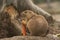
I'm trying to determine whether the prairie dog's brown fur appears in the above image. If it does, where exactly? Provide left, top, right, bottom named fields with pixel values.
left=3, top=5, right=18, bottom=19
left=21, top=10, right=49, bottom=36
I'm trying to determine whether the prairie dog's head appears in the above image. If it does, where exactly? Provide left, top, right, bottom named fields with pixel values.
left=21, top=10, right=37, bottom=19
left=4, top=5, right=14, bottom=13
left=3, top=5, right=18, bottom=19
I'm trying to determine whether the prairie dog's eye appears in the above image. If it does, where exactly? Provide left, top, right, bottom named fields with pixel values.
left=24, top=11, right=27, bottom=13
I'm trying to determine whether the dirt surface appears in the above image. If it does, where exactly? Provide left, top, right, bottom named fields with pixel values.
left=0, top=36, right=60, bottom=40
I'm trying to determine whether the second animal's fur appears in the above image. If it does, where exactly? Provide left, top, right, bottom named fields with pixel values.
left=3, top=5, right=23, bottom=36
left=3, top=4, right=19, bottom=20
left=21, top=10, right=49, bottom=36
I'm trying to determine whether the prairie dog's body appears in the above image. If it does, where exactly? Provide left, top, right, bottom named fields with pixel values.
left=21, top=10, right=49, bottom=36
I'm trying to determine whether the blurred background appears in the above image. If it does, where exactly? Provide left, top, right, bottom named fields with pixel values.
left=33, top=0, right=60, bottom=22
left=0, top=0, right=60, bottom=36
left=0, top=0, right=60, bottom=22
left=33, top=0, right=60, bottom=34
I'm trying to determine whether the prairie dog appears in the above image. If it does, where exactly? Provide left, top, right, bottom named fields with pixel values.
left=21, top=10, right=49, bottom=36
